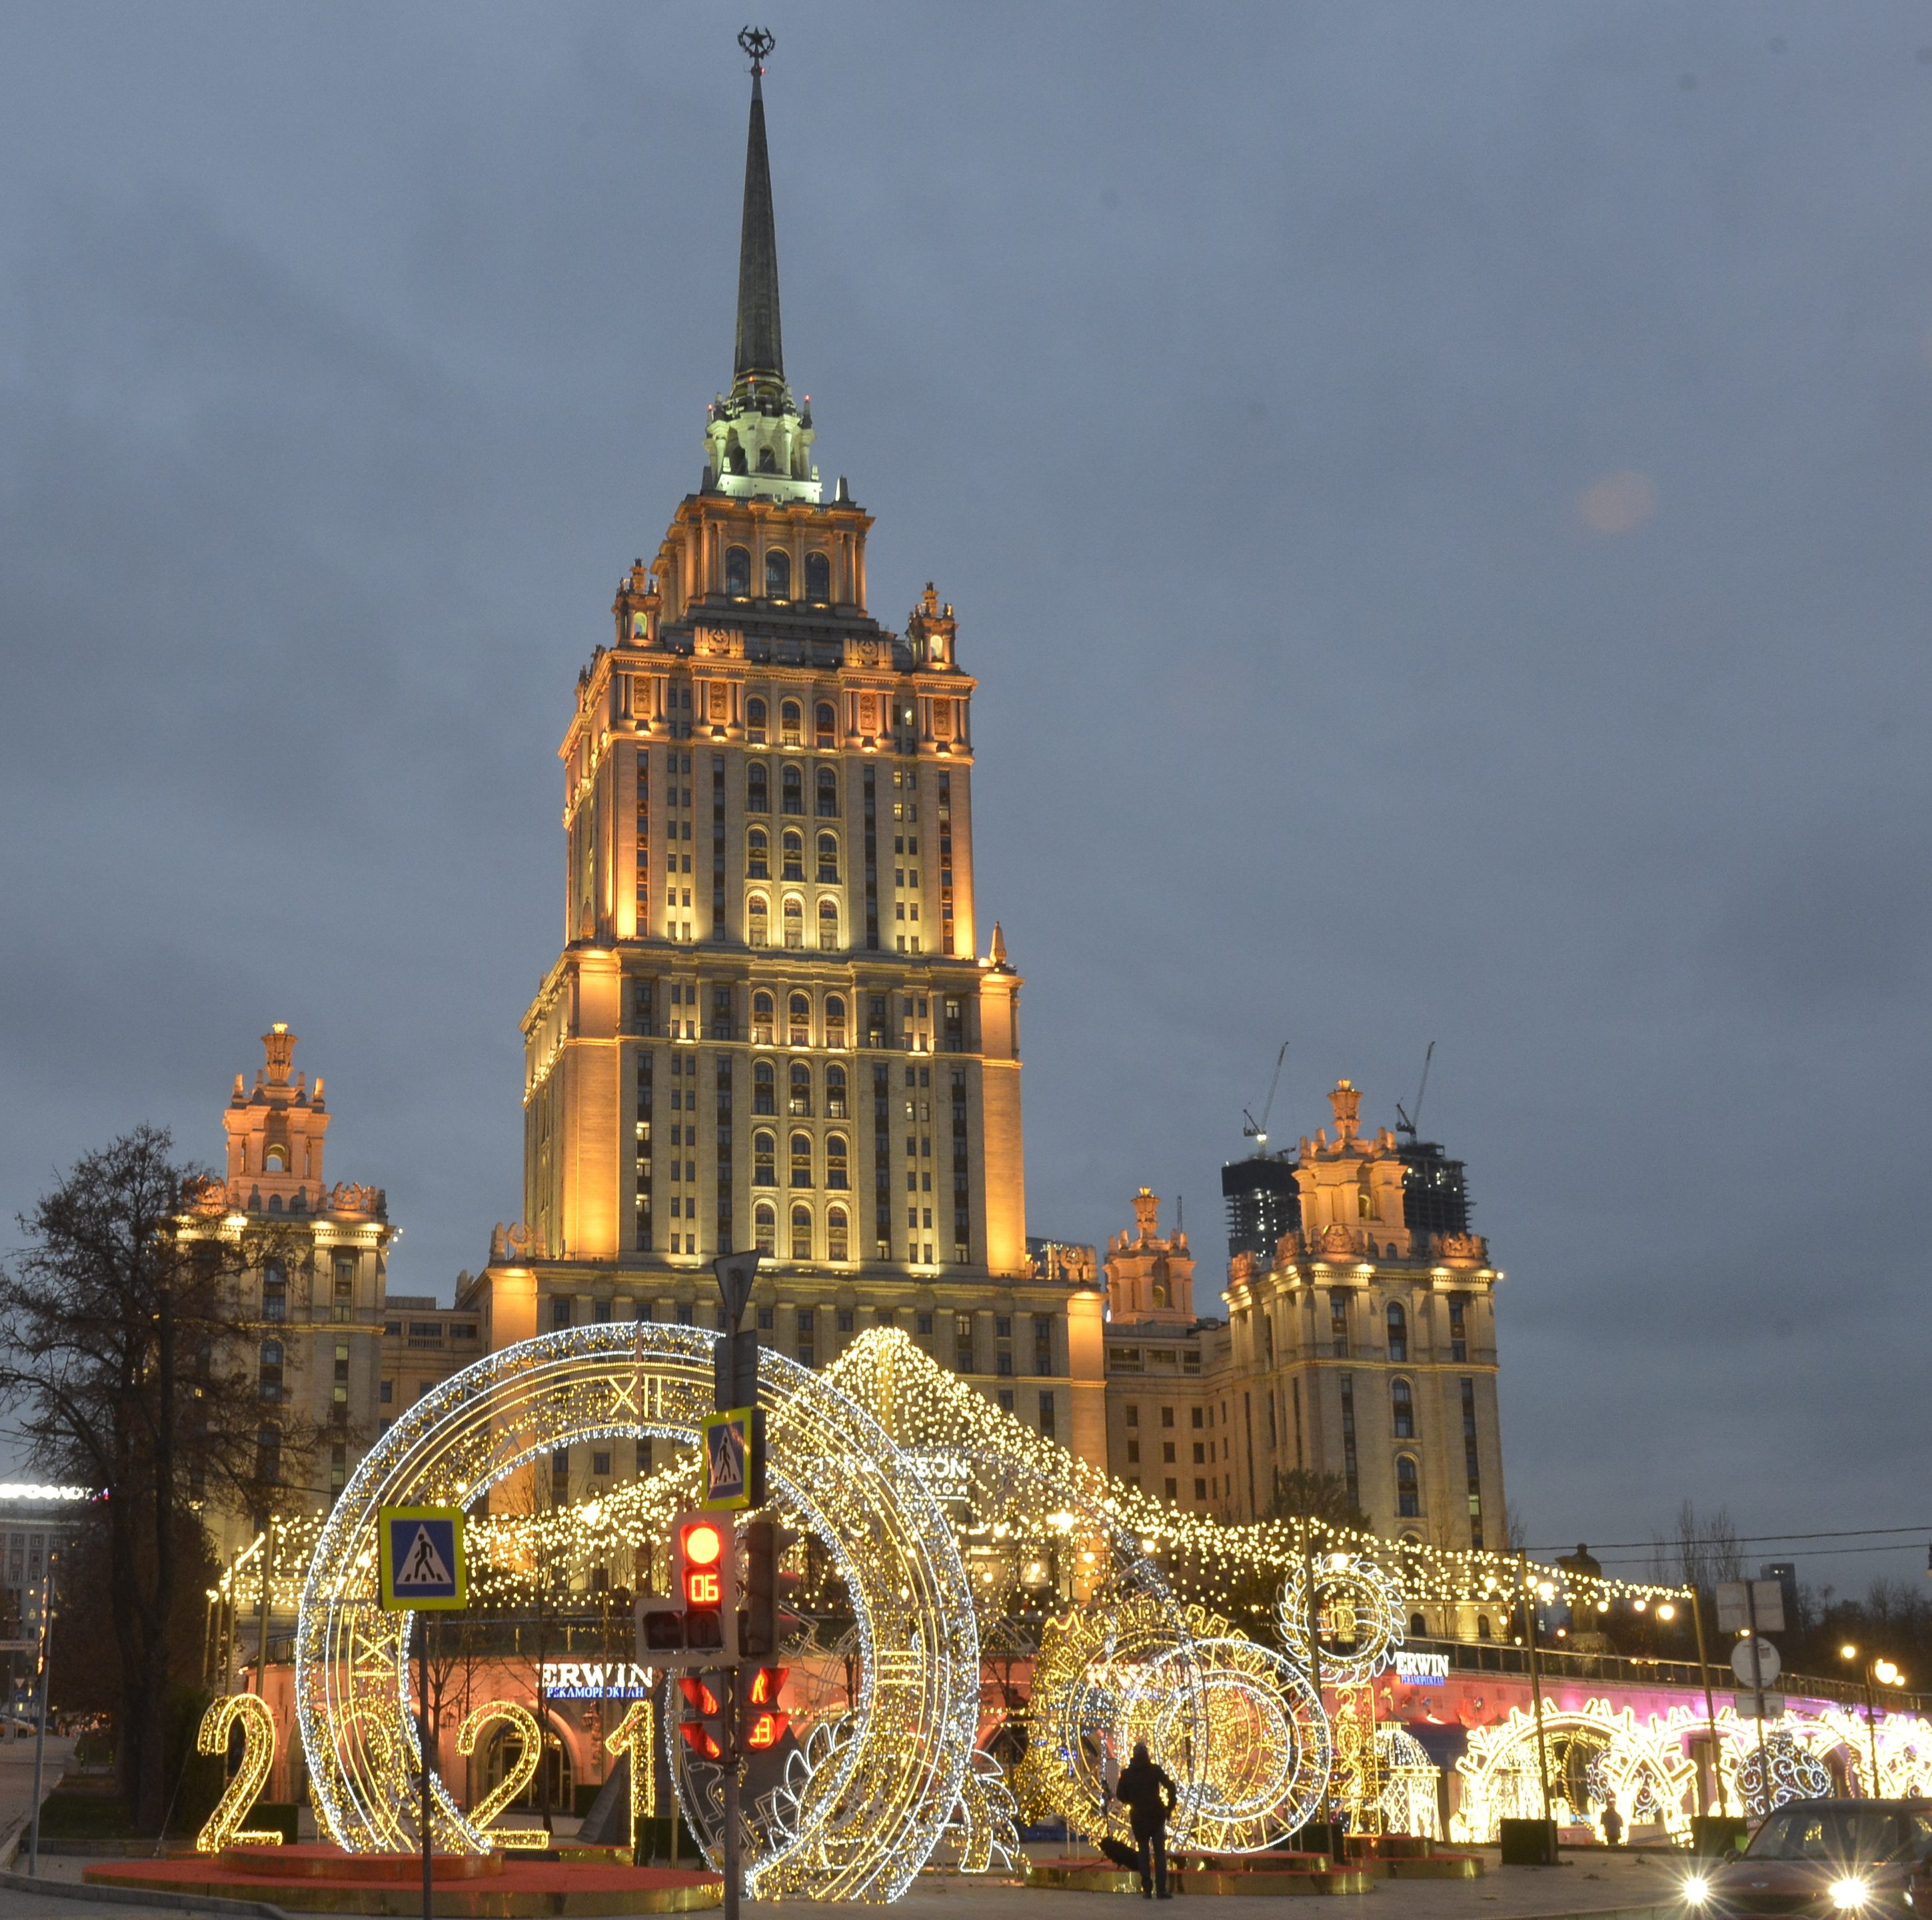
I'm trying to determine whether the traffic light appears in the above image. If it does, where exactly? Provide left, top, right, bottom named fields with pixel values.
left=741, top=1665, right=790, bottom=1751
left=634, top=1513, right=738, bottom=1668
left=737, top=1519, right=777, bottom=1659
left=677, top=1675, right=727, bottom=1761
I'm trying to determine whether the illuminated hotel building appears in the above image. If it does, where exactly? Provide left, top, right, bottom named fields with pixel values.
left=459, top=46, right=1106, bottom=1475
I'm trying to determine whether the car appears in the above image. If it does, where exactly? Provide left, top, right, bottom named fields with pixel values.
left=1684, top=1801, right=1932, bottom=1918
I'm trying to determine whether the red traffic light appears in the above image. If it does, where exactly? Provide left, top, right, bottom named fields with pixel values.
left=677, top=1676, right=720, bottom=1716
left=678, top=1722, right=723, bottom=1761
left=746, top=1666, right=788, bottom=1707
left=679, top=1519, right=724, bottom=1567
left=743, top=1709, right=790, bottom=1751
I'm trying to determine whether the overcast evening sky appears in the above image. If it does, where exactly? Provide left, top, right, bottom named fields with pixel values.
left=2, top=2, right=1929, bottom=1589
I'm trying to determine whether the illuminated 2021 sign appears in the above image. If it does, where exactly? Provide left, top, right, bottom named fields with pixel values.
left=540, top=1661, right=654, bottom=1700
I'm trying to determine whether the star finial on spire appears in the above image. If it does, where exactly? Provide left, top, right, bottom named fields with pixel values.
left=738, top=25, right=774, bottom=75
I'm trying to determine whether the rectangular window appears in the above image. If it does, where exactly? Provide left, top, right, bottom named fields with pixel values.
left=1340, top=1376, right=1360, bottom=1508
left=1038, top=1392, right=1056, bottom=1441
left=997, top=1388, right=1015, bottom=1414
left=592, top=1451, right=612, bottom=1477
left=552, top=1298, right=572, bottom=1330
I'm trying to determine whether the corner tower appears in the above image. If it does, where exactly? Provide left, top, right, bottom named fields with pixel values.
left=479, top=35, right=1077, bottom=1447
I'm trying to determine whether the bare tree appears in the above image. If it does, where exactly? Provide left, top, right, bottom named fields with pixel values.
left=0, top=1128, right=320, bottom=1830
left=1650, top=1500, right=1744, bottom=1591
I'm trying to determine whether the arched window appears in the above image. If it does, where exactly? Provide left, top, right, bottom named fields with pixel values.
left=1357, top=1164, right=1378, bottom=1220
left=1392, top=1378, right=1415, bottom=1438
left=1476, top=1614, right=1492, bottom=1640
left=826, top=1135, right=849, bottom=1189
left=824, top=998, right=847, bottom=1049
left=790, top=1205, right=812, bottom=1260
left=265, top=1144, right=287, bottom=1172
left=1409, top=1612, right=1428, bottom=1637
left=746, top=697, right=767, bottom=744
left=781, top=830, right=804, bottom=881
left=746, top=763, right=769, bottom=813
left=1396, top=1455, right=1421, bottom=1518
left=754, top=1204, right=776, bottom=1256
left=753, top=1061, right=776, bottom=1114
left=751, top=994, right=775, bottom=1044
left=815, top=702, right=836, bottom=747
left=825, top=1064, right=848, bottom=1118
left=782, top=898, right=804, bottom=948
left=1152, top=1280, right=1169, bottom=1308
left=790, top=1133, right=812, bottom=1188
left=827, top=1206, right=849, bottom=1261
left=746, top=828, right=769, bottom=880
left=752, top=1132, right=776, bottom=1186
left=782, top=996, right=806, bottom=1047
left=780, top=703, right=803, bottom=748
left=765, top=548, right=791, bottom=599
left=789, top=1062, right=812, bottom=1116
left=781, top=765, right=804, bottom=814
left=257, top=1422, right=283, bottom=1486
left=1386, top=1302, right=1408, bottom=1362
left=818, top=899, right=839, bottom=951
left=724, top=545, right=751, bottom=596
left=259, top=1341, right=284, bottom=1402
left=758, top=443, right=778, bottom=473
left=805, top=551, right=830, bottom=602
left=747, top=894, right=770, bottom=947
left=815, top=766, right=838, bottom=817
left=816, top=832, right=839, bottom=882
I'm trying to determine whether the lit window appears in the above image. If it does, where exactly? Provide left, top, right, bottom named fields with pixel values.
left=752, top=994, right=775, bottom=1045
left=790, top=1062, right=812, bottom=1116
left=825, top=1063, right=848, bottom=1116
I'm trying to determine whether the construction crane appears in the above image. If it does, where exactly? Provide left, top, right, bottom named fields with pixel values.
left=1395, top=1040, right=1436, bottom=1140
left=1241, top=1041, right=1290, bottom=1154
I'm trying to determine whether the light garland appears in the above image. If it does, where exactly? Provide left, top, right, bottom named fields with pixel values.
left=1377, top=1725, right=1442, bottom=1839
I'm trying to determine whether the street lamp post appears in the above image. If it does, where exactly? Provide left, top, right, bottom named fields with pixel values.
left=1839, top=1645, right=1903, bottom=1797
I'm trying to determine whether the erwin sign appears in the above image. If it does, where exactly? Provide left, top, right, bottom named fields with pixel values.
left=540, top=1661, right=656, bottom=1701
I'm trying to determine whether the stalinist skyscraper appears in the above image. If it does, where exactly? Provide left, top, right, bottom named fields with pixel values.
left=465, top=35, right=1107, bottom=1473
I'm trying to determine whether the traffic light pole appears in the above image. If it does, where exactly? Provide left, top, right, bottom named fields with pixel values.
left=712, top=1250, right=758, bottom=1920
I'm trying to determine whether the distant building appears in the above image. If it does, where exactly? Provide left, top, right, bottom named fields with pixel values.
left=1222, top=1152, right=1299, bottom=1264
left=1108, top=1079, right=1509, bottom=1561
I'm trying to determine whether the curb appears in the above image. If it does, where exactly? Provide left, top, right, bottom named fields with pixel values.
left=0, top=1865, right=293, bottom=1919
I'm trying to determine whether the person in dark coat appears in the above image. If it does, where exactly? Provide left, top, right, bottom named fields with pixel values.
left=1111, top=1741, right=1179, bottom=1898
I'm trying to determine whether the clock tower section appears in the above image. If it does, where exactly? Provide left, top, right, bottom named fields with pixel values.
left=503, top=43, right=1037, bottom=1351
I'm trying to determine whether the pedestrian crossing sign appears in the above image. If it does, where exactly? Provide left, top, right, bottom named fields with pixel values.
left=378, top=1506, right=467, bottom=1611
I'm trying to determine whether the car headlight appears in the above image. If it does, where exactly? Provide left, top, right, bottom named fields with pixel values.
left=1831, top=1878, right=1871, bottom=1911
left=1684, top=1877, right=1711, bottom=1905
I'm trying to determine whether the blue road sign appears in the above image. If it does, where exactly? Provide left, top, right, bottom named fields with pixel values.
left=378, top=1506, right=467, bottom=1611
left=702, top=1410, right=754, bottom=1511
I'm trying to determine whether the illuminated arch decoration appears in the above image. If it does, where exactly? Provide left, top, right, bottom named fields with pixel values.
left=293, top=1321, right=976, bottom=1902
left=1732, top=1727, right=1833, bottom=1817
left=1453, top=1701, right=1696, bottom=1844
left=1276, top=1553, right=1405, bottom=1685
left=1378, top=1725, right=1442, bottom=1840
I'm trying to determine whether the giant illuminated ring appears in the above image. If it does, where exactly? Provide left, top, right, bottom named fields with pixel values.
left=293, top=1322, right=975, bottom=1902
left=1277, top=1553, right=1404, bottom=1685
left=1018, top=1596, right=1214, bottom=1846
left=1124, top=1637, right=1332, bottom=1853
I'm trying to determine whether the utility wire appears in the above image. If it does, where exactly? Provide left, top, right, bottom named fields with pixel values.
left=1531, top=1525, right=1932, bottom=1553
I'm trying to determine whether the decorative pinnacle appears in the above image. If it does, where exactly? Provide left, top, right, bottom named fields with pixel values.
left=738, top=25, right=774, bottom=74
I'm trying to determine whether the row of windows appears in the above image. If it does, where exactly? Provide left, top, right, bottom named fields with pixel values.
left=722, top=547, right=832, bottom=604
left=746, top=763, right=839, bottom=816
left=746, top=893, right=840, bottom=950
left=746, top=828, right=841, bottom=882
left=745, top=697, right=835, bottom=748
left=751, top=1132, right=850, bottom=1188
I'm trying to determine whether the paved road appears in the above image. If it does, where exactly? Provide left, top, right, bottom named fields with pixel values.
left=0, top=1841, right=1695, bottom=1920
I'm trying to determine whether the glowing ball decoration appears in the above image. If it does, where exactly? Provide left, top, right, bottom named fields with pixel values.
left=293, top=1320, right=977, bottom=1902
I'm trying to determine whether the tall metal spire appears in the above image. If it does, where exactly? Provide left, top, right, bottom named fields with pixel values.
left=733, top=27, right=784, bottom=387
